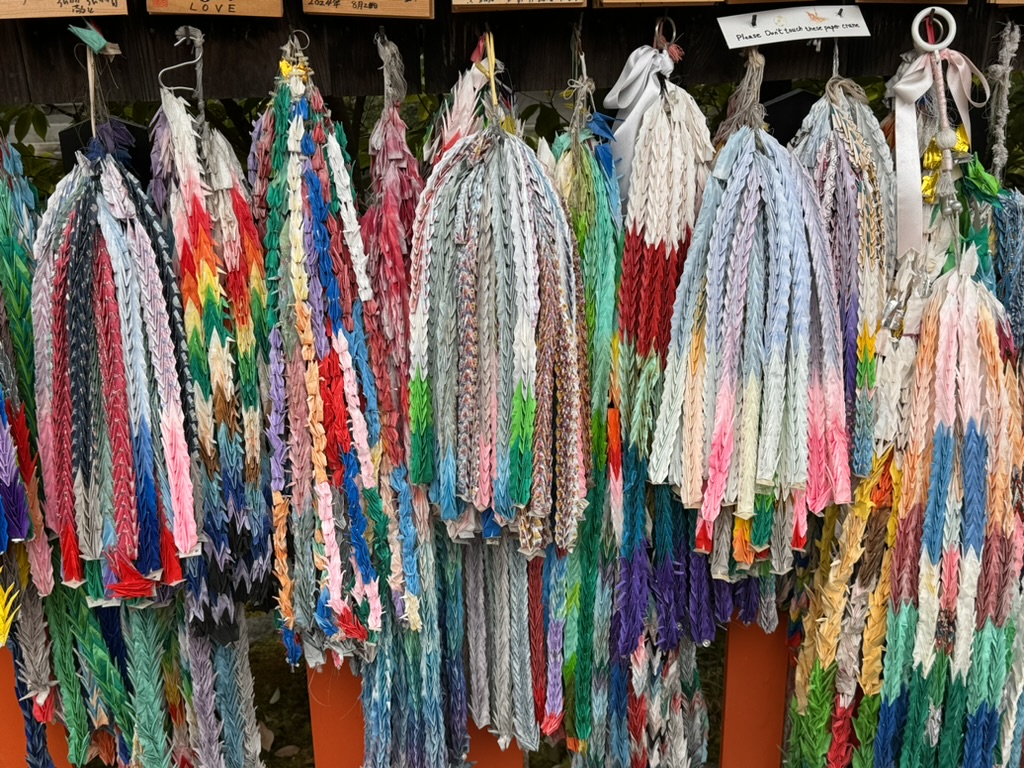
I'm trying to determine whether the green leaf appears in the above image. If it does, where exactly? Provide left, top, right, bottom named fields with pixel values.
left=30, top=107, right=47, bottom=141
left=534, top=104, right=564, bottom=144
left=13, top=110, right=31, bottom=143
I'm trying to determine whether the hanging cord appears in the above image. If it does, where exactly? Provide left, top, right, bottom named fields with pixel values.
left=713, top=46, right=766, bottom=145
left=375, top=28, right=408, bottom=106
left=70, top=24, right=120, bottom=139
left=825, top=39, right=869, bottom=107
left=485, top=31, right=499, bottom=115
left=179, top=26, right=206, bottom=137
left=929, top=48, right=963, bottom=221
left=988, top=22, right=1020, bottom=182
left=87, top=47, right=99, bottom=139
left=566, top=18, right=595, bottom=139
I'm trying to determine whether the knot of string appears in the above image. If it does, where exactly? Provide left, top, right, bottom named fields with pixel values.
left=988, top=22, right=1020, bottom=182
left=714, top=46, right=766, bottom=145
left=566, top=74, right=595, bottom=136
left=376, top=30, right=408, bottom=105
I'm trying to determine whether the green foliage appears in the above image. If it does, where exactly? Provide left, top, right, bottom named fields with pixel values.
left=405, top=93, right=440, bottom=161
left=0, top=105, right=65, bottom=197
left=11, top=142, right=63, bottom=199
left=690, top=82, right=736, bottom=137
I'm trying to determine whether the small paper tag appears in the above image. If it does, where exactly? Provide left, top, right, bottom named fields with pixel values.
left=717, top=5, right=870, bottom=49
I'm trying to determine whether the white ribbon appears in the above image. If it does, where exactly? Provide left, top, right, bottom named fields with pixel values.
left=892, top=49, right=989, bottom=260
left=603, top=45, right=674, bottom=203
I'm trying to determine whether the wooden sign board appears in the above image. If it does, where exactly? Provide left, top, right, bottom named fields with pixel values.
left=452, top=0, right=584, bottom=10
left=596, top=0, right=717, bottom=7
left=857, top=0, right=966, bottom=4
left=147, top=0, right=283, bottom=15
left=302, top=0, right=433, bottom=19
left=724, top=0, right=801, bottom=5
left=0, top=0, right=126, bottom=18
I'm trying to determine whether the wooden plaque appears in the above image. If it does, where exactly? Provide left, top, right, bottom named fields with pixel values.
left=724, top=0, right=801, bottom=5
left=857, top=0, right=967, bottom=4
left=147, top=0, right=283, bottom=15
left=302, top=0, right=433, bottom=19
left=452, top=0, right=584, bottom=10
left=0, top=0, right=126, bottom=18
left=595, top=0, right=717, bottom=8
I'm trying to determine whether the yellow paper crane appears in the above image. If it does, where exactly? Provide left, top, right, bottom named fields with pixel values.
left=921, top=123, right=970, bottom=202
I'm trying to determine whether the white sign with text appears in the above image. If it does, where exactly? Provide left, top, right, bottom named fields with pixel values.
left=717, top=5, right=870, bottom=50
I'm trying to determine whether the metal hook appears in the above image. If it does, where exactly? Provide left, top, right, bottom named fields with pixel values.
left=157, top=30, right=203, bottom=94
left=653, top=17, right=677, bottom=50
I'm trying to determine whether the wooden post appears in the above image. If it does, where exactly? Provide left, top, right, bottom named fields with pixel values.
left=307, top=663, right=524, bottom=768
left=0, top=619, right=790, bottom=768
left=719, top=617, right=791, bottom=768
left=0, top=648, right=72, bottom=768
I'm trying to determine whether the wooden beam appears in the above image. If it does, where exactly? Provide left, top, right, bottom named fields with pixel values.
left=0, top=0, right=1013, bottom=101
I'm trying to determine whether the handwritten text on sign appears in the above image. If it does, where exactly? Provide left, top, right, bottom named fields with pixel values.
left=717, top=5, right=869, bottom=49
left=453, top=0, right=585, bottom=6
left=302, top=0, right=432, bottom=17
left=146, top=0, right=283, bottom=15
left=0, top=0, right=125, bottom=17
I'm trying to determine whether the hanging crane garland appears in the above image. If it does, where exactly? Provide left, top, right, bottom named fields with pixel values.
left=651, top=47, right=850, bottom=580
left=540, top=45, right=622, bottom=755
left=0, top=136, right=52, bottom=597
left=408, top=32, right=586, bottom=755
left=356, top=32, right=431, bottom=768
left=0, top=134, right=58, bottom=768
left=33, top=122, right=194, bottom=601
left=150, top=75, right=273, bottom=642
left=149, top=29, right=270, bottom=768
left=603, top=33, right=714, bottom=768
left=784, top=69, right=898, bottom=768
left=250, top=34, right=385, bottom=668
left=869, top=245, right=1019, bottom=768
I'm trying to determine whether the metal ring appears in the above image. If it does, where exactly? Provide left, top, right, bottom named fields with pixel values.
left=911, top=7, right=956, bottom=53
left=653, top=17, right=677, bottom=51
left=291, top=29, right=311, bottom=51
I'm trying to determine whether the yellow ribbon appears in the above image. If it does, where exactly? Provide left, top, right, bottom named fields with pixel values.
left=921, top=124, right=970, bottom=202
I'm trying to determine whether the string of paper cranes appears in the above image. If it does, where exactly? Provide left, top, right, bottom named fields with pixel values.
left=0, top=8, right=1021, bottom=768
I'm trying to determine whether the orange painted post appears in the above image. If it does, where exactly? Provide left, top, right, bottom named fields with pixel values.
left=307, top=663, right=524, bottom=768
left=307, top=663, right=366, bottom=768
left=719, top=617, right=790, bottom=768
left=0, top=648, right=71, bottom=768
left=0, top=647, right=28, bottom=765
